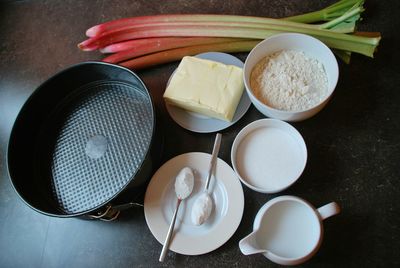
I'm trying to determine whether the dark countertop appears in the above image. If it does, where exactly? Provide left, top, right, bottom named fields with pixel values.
left=0, top=0, right=399, bottom=267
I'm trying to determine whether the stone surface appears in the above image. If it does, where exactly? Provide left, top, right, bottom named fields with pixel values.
left=0, top=0, right=399, bottom=267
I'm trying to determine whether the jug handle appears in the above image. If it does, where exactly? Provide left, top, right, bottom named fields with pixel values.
left=317, top=202, right=341, bottom=220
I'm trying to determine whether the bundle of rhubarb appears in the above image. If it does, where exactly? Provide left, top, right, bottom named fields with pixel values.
left=78, top=0, right=381, bottom=70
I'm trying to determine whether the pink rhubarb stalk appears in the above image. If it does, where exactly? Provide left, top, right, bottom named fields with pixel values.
left=86, top=0, right=364, bottom=37
left=102, top=37, right=251, bottom=63
left=78, top=22, right=379, bottom=57
left=78, top=20, right=315, bottom=51
left=99, top=38, right=183, bottom=53
left=119, top=40, right=259, bottom=70
left=85, top=14, right=318, bottom=37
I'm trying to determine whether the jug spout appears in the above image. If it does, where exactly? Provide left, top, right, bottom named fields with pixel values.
left=239, top=230, right=267, bottom=255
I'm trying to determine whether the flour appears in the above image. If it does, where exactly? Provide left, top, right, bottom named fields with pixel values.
left=174, top=167, right=194, bottom=199
left=250, top=50, right=329, bottom=111
left=191, top=192, right=213, bottom=225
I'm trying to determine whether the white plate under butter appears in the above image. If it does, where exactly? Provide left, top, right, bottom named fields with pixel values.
left=231, top=119, right=307, bottom=193
left=144, top=152, right=244, bottom=255
left=166, top=52, right=251, bottom=133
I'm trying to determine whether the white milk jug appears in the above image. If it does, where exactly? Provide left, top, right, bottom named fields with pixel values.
left=239, top=195, right=340, bottom=266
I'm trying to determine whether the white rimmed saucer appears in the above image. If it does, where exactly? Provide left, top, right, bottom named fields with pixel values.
left=144, top=152, right=244, bottom=255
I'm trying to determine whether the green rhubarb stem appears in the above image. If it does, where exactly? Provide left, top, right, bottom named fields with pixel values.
left=119, top=40, right=259, bottom=70
left=328, top=16, right=360, bottom=34
left=103, top=37, right=250, bottom=63
left=285, top=0, right=363, bottom=23
left=320, top=5, right=364, bottom=29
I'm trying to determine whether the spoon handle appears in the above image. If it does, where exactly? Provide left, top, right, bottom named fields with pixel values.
left=205, top=133, right=222, bottom=191
left=159, top=198, right=182, bottom=262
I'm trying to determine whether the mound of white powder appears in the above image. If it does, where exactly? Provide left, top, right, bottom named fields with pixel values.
left=250, top=50, right=329, bottom=111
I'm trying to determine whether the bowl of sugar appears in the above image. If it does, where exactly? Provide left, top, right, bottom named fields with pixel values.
left=231, top=119, right=307, bottom=193
left=243, top=33, right=339, bottom=121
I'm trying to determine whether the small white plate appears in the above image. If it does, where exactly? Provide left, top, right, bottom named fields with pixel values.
left=165, top=52, right=252, bottom=133
left=144, top=152, right=244, bottom=255
left=231, top=119, right=307, bottom=193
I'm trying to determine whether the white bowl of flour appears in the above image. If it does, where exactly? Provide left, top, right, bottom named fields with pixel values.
left=244, top=33, right=339, bottom=121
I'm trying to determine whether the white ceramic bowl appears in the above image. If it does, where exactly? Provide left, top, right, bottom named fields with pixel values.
left=231, top=119, right=307, bottom=193
left=243, top=33, right=339, bottom=122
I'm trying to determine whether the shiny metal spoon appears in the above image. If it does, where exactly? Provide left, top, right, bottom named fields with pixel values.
left=159, top=167, right=194, bottom=262
left=191, top=133, right=222, bottom=225
left=205, top=133, right=222, bottom=191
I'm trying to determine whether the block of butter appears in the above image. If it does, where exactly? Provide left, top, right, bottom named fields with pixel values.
left=163, top=56, right=244, bottom=122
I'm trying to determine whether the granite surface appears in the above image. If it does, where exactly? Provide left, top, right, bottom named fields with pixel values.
left=0, top=0, right=399, bottom=267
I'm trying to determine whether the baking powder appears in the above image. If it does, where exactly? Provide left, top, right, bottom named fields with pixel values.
left=250, top=50, right=328, bottom=111
left=174, top=167, right=194, bottom=199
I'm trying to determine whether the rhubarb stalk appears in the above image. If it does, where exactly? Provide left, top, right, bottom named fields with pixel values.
left=102, top=37, right=253, bottom=63
left=79, top=22, right=379, bottom=57
left=86, top=0, right=364, bottom=37
left=78, top=0, right=380, bottom=69
left=79, top=0, right=367, bottom=52
left=119, top=40, right=259, bottom=70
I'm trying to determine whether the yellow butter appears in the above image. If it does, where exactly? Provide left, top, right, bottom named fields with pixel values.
left=163, top=56, right=244, bottom=122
